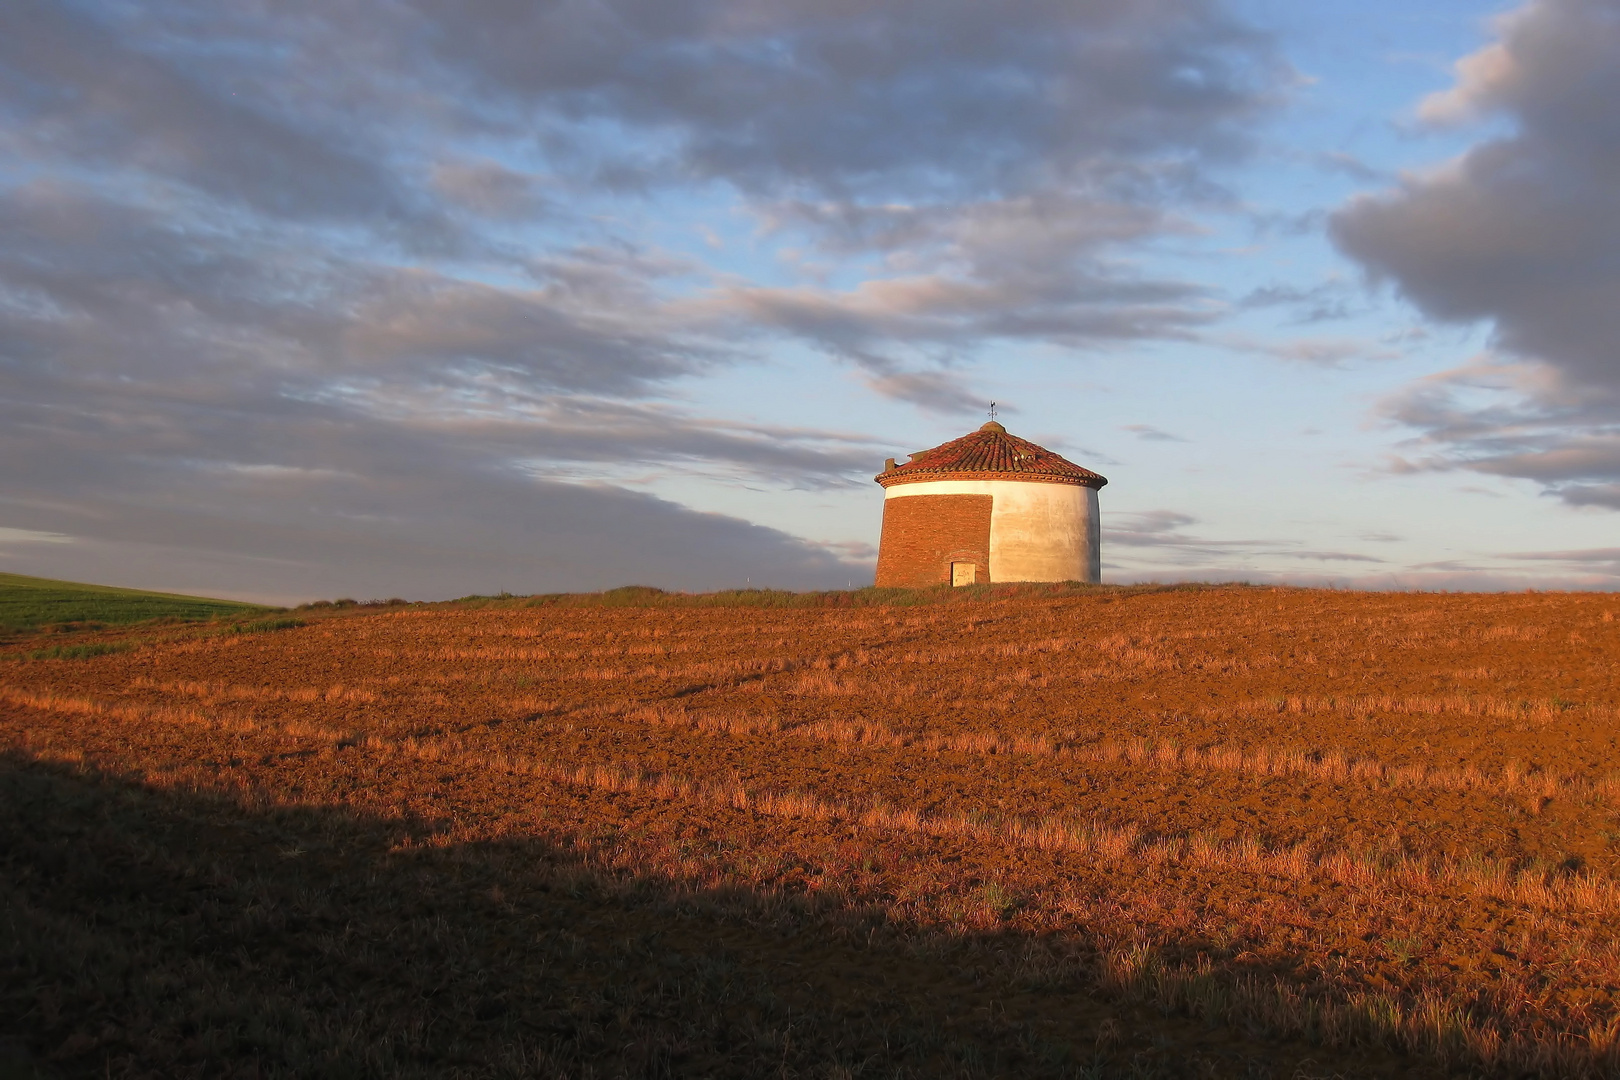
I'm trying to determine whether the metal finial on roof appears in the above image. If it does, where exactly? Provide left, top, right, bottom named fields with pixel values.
left=989, top=401, right=996, bottom=422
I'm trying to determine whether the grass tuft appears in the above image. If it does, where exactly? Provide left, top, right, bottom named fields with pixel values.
left=23, top=641, right=135, bottom=661
left=226, top=617, right=306, bottom=634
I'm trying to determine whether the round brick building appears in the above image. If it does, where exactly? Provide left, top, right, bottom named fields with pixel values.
left=873, top=422, right=1107, bottom=587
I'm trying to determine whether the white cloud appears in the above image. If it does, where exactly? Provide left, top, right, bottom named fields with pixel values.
left=0, top=527, right=74, bottom=545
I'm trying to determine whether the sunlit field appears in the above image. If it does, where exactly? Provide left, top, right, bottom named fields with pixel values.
left=6, top=584, right=1620, bottom=1077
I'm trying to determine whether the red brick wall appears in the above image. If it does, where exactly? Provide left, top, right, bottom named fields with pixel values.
left=874, top=494, right=992, bottom=587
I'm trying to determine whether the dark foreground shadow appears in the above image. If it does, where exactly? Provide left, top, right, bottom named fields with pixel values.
left=0, top=754, right=1425, bottom=1080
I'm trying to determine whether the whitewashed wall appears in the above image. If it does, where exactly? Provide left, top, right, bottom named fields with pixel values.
left=884, top=479, right=1100, bottom=583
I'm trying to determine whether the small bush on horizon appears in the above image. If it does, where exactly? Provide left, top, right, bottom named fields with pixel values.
left=295, top=597, right=408, bottom=612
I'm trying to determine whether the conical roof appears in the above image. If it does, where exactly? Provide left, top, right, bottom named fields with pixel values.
left=875, top=422, right=1107, bottom=489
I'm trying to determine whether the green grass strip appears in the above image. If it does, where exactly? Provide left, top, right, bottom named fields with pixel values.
left=0, top=572, right=272, bottom=633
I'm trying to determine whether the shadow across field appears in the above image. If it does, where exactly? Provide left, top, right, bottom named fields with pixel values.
left=0, top=753, right=1415, bottom=1080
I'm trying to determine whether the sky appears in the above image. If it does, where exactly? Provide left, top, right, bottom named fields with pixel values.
left=2, top=0, right=1618, bottom=603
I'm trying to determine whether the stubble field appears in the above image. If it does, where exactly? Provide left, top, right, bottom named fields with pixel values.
left=5, top=584, right=1620, bottom=1078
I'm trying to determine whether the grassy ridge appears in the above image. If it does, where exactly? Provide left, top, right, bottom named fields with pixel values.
left=447, top=580, right=1223, bottom=611
left=0, top=572, right=271, bottom=633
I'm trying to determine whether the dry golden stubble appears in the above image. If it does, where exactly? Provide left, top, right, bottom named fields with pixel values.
left=7, top=586, right=1620, bottom=1075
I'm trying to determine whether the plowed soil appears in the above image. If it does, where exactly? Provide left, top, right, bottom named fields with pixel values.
left=6, top=584, right=1620, bottom=1078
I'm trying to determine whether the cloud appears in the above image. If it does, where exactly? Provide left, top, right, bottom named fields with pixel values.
left=810, top=539, right=879, bottom=562
left=1104, top=510, right=1389, bottom=577
left=0, top=474, right=862, bottom=605
left=0, top=181, right=713, bottom=398
left=1509, top=547, right=1620, bottom=570
left=0, top=327, right=878, bottom=601
left=1107, top=509, right=1241, bottom=551
left=0, top=177, right=884, bottom=598
left=419, top=1, right=1283, bottom=410
left=2, top=0, right=1292, bottom=405
left=0, top=0, right=1295, bottom=593
left=405, top=0, right=1282, bottom=197
left=1373, top=356, right=1620, bottom=507
left=1396, top=549, right=1620, bottom=590
left=0, top=527, right=72, bottom=546
left=1219, top=333, right=1398, bottom=367
left=1114, top=567, right=1620, bottom=590
left=1276, top=550, right=1385, bottom=564
left=1236, top=280, right=1356, bottom=323
left=4, top=0, right=1282, bottom=215
left=1271, top=336, right=1398, bottom=366
left=699, top=193, right=1224, bottom=409
left=340, top=267, right=708, bottom=394
left=1121, top=424, right=1188, bottom=442
left=1313, top=151, right=1387, bottom=183
left=1331, top=0, right=1620, bottom=505
left=860, top=371, right=987, bottom=415
left=0, top=0, right=452, bottom=243
left=430, top=160, right=553, bottom=220
left=1101, top=506, right=1619, bottom=590
left=1551, top=485, right=1620, bottom=510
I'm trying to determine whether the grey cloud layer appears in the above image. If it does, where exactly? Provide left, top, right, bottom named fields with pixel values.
left=0, top=179, right=875, bottom=597
left=1100, top=510, right=1611, bottom=590
left=405, top=0, right=1277, bottom=195
left=1105, top=510, right=1386, bottom=565
left=700, top=194, right=1223, bottom=408
left=0, top=1, right=454, bottom=241
left=1331, top=0, right=1620, bottom=508
left=413, top=0, right=1279, bottom=407
left=0, top=182, right=710, bottom=398
left=0, top=0, right=1286, bottom=596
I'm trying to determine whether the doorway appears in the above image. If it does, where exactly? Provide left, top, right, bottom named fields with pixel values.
left=950, top=562, right=976, bottom=587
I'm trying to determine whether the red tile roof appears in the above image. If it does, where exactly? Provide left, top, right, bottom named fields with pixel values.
left=875, top=422, right=1107, bottom=489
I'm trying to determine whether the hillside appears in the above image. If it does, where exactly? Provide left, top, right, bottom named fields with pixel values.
left=0, top=571, right=271, bottom=633
left=4, top=584, right=1619, bottom=1077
